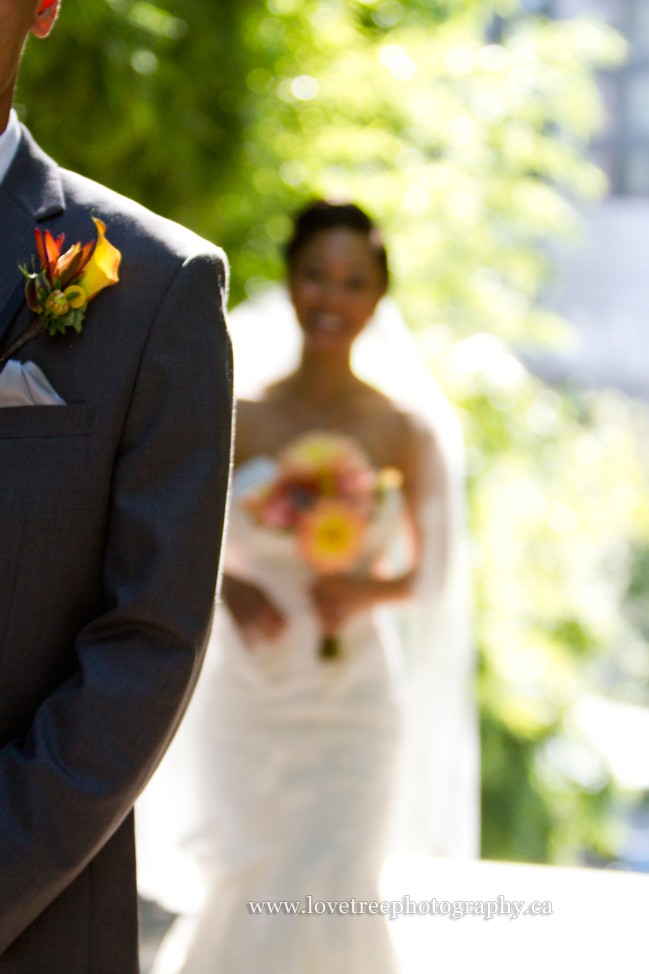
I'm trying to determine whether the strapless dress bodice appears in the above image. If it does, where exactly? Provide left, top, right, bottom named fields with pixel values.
left=204, top=455, right=405, bottom=715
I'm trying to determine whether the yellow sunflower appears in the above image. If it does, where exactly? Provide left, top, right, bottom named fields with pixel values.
left=298, top=498, right=367, bottom=574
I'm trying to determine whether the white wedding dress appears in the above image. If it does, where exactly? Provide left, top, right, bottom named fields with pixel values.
left=142, top=454, right=404, bottom=974
left=136, top=290, right=480, bottom=974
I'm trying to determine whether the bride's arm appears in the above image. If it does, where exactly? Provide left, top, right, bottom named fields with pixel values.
left=221, top=574, right=287, bottom=645
left=222, top=401, right=288, bottom=645
left=310, top=574, right=415, bottom=636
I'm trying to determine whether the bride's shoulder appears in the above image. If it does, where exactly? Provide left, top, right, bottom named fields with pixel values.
left=354, top=381, right=409, bottom=425
left=363, top=389, right=435, bottom=450
left=234, top=397, right=292, bottom=466
left=394, top=408, right=437, bottom=448
left=236, top=396, right=287, bottom=427
left=236, top=397, right=265, bottom=418
left=377, top=406, right=443, bottom=497
left=392, top=410, right=437, bottom=468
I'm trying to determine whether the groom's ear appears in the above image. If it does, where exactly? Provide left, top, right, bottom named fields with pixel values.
left=31, top=0, right=60, bottom=39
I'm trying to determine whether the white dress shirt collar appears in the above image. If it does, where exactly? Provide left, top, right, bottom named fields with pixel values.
left=0, top=109, right=22, bottom=187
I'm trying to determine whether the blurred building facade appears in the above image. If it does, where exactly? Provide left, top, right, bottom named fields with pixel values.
left=531, top=0, right=649, bottom=396
left=528, top=1, right=649, bottom=873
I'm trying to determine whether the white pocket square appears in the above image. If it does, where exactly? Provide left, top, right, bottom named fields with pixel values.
left=0, top=360, right=66, bottom=407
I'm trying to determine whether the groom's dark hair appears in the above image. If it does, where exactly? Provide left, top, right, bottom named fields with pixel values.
left=285, top=199, right=389, bottom=284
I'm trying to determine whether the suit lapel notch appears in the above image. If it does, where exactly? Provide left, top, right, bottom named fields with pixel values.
left=2, top=125, right=65, bottom=223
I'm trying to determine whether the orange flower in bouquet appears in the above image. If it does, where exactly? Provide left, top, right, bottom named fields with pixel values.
left=297, top=498, right=366, bottom=575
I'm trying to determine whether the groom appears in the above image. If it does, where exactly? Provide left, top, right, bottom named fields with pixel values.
left=0, top=2, right=233, bottom=971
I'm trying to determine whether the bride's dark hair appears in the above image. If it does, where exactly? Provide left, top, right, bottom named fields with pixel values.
left=285, top=200, right=389, bottom=284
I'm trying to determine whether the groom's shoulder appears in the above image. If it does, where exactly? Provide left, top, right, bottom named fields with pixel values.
left=59, top=166, right=227, bottom=287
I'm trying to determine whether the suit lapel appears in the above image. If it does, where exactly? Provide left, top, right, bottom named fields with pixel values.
left=0, top=198, right=36, bottom=328
left=1, top=125, right=65, bottom=223
left=0, top=281, right=26, bottom=354
left=0, top=127, right=64, bottom=357
left=0, top=127, right=65, bottom=309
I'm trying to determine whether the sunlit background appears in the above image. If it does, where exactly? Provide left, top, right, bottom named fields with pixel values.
left=17, top=0, right=649, bottom=963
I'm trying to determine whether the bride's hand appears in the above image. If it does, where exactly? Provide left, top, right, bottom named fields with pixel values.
left=310, top=575, right=379, bottom=636
left=221, top=574, right=287, bottom=646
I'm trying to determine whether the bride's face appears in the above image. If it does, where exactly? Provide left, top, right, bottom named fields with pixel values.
left=289, top=227, right=387, bottom=354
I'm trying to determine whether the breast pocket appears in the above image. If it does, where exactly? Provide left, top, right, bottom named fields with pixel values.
left=0, top=403, right=96, bottom=519
left=0, top=402, right=94, bottom=440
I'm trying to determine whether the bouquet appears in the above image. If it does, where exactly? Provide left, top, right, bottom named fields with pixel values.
left=244, top=432, right=402, bottom=658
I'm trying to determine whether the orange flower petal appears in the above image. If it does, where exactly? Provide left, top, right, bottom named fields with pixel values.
left=298, top=499, right=366, bottom=574
left=35, top=228, right=46, bottom=269
left=44, top=230, right=60, bottom=264
left=43, top=230, right=63, bottom=283
left=55, top=242, right=81, bottom=277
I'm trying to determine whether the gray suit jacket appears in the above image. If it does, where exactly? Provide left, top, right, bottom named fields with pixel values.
left=0, top=129, right=233, bottom=972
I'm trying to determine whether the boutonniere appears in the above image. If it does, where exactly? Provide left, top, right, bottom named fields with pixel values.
left=0, top=217, right=121, bottom=366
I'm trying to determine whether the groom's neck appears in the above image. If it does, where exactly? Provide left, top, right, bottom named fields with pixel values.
left=1, top=0, right=55, bottom=137
left=0, top=81, right=16, bottom=136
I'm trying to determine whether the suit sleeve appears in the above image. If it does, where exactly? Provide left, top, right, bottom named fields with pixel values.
left=0, top=251, right=234, bottom=952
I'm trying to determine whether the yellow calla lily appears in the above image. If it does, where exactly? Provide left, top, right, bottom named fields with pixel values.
left=78, top=217, right=121, bottom=301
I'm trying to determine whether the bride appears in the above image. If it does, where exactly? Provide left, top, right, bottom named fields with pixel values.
left=136, top=201, right=478, bottom=974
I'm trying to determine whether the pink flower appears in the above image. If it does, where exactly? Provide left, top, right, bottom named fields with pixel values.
left=259, top=492, right=297, bottom=529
